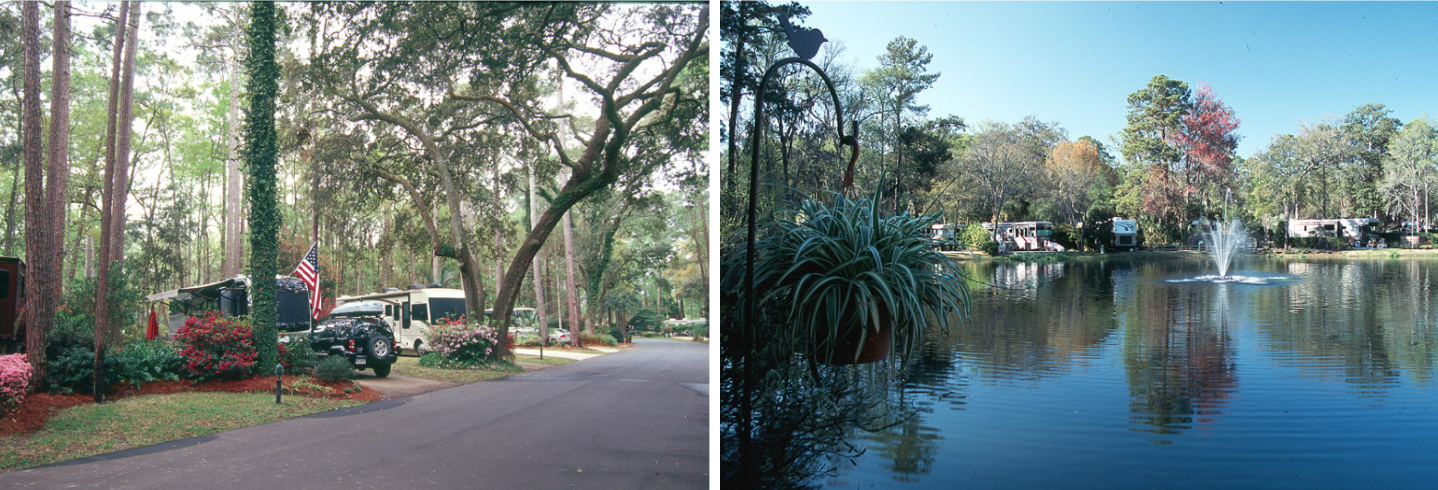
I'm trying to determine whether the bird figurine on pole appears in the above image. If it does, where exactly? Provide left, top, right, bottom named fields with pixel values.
left=779, top=13, right=826, bottom=61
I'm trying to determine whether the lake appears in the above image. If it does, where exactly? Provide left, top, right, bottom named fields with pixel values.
left=820, top=254, right=1438, bottom=489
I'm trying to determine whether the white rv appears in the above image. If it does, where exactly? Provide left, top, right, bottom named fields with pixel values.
left=337, top=286, right=467, bottom=355
left=1287, top=218, right=1380, bottom=242
left=930, top=223, right=960, bottom=250
left=1113, top=219, right=1138, bottom=250
left=983, top=221, right=1058, bottom=252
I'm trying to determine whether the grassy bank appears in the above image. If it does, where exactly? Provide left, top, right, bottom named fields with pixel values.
left=0, top=392, right=360, bottom=472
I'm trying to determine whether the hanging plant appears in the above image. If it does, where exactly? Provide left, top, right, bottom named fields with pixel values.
left=747, top=189, right=970, bottom=364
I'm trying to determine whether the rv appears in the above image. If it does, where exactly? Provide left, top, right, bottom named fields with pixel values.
left=1287, top=218, right=1380, bottom=243
left=337, top=286, right=467, bottom=355
left=930, top=223, right=960, bottom=251
left=1113, top=219, right=1138, bottom=250
left=0, top=257, right=23, bottom=351
left=984, top=221, right=1059, bottom=252
left=147, top=275, right=314, bottom=337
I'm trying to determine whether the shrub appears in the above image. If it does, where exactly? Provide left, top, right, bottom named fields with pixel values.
left=45, top=345, right=97, bottom=394
left=0, top=353, right=30, bottom=412
left=607, top=324, right=627, bottom=343
left=426, top=316, right=499, bottom=367
left=278, top=338, right=318, bottom=374
left=692, top=324, right=708, bottom=340
left=515, top=334, right=544, bottom=348
left=107, top=339, right=183, bottom=390
left=578, top=332, right=617, bottom=347
left=958, top=224, right=999, bottom=255
left=314, top=355, right=354, bottom=383
left=175, top=312, right=257, bottom=381
left=418, top=352, right=469, bottom=369
left=628, top=308, right=664, bottom=333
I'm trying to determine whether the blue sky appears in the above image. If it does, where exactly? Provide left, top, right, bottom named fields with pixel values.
left=800, top=1, right=1438, bottom=160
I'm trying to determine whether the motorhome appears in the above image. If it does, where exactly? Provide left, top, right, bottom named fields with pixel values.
left=984, top=221, right=1059, bottom=252
left=146, top=275, right=313, bottom=337
left=337, top=286, right=467, bottom=355
left=930, top=223, right=960, bottom=251
left=1287, top=218, right=1381, bottom=243
left=0, top=257, right=23, bottom=352
left=1113, top=219, right=1138, bottom=250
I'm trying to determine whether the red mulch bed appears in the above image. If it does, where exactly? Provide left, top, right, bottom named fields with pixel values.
left=0, top=375, right=381, bottom=437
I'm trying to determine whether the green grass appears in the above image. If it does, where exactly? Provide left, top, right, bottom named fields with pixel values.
left=388, top=356, right=523, bottom=384
left=513, top=354, right=577, bottom=366
left=0, top=392, right=360, bottom=472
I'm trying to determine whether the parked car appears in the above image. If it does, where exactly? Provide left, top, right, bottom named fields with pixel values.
left=549, top=328, right=570, bottom=345
left=310, top=302, right=399, bottom=377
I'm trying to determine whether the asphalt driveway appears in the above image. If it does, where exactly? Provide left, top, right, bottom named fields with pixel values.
left=0, top=338, right=709, bottom=489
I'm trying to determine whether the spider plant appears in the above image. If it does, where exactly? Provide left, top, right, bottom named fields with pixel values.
left=748, top=189, right=970, bottom=364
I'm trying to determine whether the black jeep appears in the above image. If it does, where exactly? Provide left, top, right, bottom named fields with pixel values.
left=310, top=310, right=399, bottom=378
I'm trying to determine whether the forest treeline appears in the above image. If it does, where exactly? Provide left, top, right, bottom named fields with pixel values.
left=722, top=1, right=1435, bottom=248
left=0, top=2, right=709, bottom=365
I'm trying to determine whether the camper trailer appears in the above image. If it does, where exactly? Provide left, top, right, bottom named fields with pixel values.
left=1113, top=219, right=1138, bottom=250
left=1288, top=218, right=1380, bottom=244
left=146, top=275, right=314, bottom=337
left=984, top=221, right=1059, bottom=252
left=930, top=223, right=960, bottom=250
left=0, top=257, right=22, bottom=351
left=337, top=286, right=467, bottom=355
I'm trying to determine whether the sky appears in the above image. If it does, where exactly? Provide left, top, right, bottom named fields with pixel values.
left=799, top=1, right=1438, bottom=160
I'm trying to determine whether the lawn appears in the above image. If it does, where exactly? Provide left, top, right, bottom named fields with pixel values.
left=0, top=392, right=361, bottom=472
left=387, top=356, right=525, bottom=384
left=513, top=354, right=578, bottom=366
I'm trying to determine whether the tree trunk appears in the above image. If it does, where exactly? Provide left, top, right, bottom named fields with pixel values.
left=529, top=163, right=548, bottom=346
left=245, top=0, right=281, bottom=372
left=20, top=0, right=45, bottom=380
left=47, top=0, right=72, bottom=304
left=224, top=13, right=245, bottom=278
left=563, top=209, right=582, bottom=339
left=94, top=0, right=130, bottom=364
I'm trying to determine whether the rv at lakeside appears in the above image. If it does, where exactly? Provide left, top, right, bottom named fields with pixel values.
left=1287, top=218, right=1381, bottom=243
left=147, top=275, right=313, bottom=337
left=337, top=285, right=466, bottom=355
left=1113, top=219, right=1138, bottom=250
left=930, top=223, right=961, bottom=251
left=984, top=221, right=1063, bottom=252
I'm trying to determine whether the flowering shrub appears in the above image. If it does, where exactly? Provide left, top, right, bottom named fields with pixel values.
left=278, top=339, right=318, bottom=374
left=0, top=353, right=31, bottom=412
left=425, top=315, right=499, bottom=367
left=176, top=312, right=257, bottom=381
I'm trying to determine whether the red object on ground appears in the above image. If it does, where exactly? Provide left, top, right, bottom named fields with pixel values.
left=145, top=309, right=159, bottom=340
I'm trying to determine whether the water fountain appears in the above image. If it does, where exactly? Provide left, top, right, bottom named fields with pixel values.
left=1200, top=216, right=1246, bottom=278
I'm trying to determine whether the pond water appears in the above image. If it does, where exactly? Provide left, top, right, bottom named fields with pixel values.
left=821, top=255, right=1438, bottom=489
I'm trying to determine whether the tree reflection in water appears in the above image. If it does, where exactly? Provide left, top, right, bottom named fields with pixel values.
left=1122, top=282, right=1238, bottom=438
left=722, top=350, right=921, bottom=489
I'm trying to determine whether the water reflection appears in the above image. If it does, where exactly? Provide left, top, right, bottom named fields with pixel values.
left=1120, top=281, right=1237, bottom=437
left=1260, top=259, right=1438, bottom=392
left=813, top=257, right=1438, bottom=489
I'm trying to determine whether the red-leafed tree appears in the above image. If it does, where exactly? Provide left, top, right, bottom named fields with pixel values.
left=1169, top=84, right=1241, bottom=212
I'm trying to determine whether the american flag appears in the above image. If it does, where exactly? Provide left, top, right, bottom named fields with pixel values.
left=293, top=243, right=322, bottom=320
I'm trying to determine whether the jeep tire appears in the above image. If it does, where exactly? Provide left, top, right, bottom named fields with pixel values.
left=368, top=335, right=392, bottom=360
left=372, top=362, right=391, bottom=378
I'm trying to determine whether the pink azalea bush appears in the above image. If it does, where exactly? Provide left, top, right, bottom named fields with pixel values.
left=0, top=353, right=32, bottom=412
left=423, top=315, right=499, bottom=367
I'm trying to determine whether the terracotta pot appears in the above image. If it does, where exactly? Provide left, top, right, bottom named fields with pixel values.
left=814, top=314, right=892, bottom=365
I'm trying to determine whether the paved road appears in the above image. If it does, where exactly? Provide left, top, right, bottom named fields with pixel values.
left=0, top=339, right=709, bottom=489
